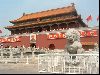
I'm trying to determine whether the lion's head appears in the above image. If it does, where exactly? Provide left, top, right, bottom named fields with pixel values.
left=65, top=28, right=80, bottom=44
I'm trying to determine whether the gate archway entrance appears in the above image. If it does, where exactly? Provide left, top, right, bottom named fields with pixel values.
left=30, top=43, right=36, bottom=48
left=49, top=44, right=55, bottom=50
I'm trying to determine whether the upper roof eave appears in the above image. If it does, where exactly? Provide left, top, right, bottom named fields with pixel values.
left=10, top=5, right=76, bottom=23
left=5, top=16, right=81, bottom=29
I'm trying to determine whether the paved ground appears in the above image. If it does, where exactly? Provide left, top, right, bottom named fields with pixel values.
left=0, top=63, right=39, bottom=74
left=0, top=63, right=53, bottom=74
left=0, top=57, right=51, bottom=74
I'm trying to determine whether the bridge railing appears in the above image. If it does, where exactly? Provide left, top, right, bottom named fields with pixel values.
left=38, top=53, right=99, bottom=74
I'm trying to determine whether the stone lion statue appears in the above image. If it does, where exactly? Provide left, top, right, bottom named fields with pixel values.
left=63, top=28, right=99, bottom=74
left=65, top=28, right=84, bottom=54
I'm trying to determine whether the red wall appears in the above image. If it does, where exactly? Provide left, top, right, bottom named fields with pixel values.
left=36, top=34, right=99, bottom=49
left=2, top=29, right=99, bottom=49
left=80, top=29, right=99, bottom=44
left=36, top=34, right=66, bottom=49
left=2, top=36, right=30, bottom=48
left=36, top=29, right=99, bottom=49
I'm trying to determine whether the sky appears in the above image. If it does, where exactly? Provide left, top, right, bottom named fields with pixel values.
left=0, top=0, right=99, bottom=36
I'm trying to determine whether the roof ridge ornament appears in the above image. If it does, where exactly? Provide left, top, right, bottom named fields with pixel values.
left=71, top=3, right=75, bottom=7
left=23, top=12, right=26, bottom=16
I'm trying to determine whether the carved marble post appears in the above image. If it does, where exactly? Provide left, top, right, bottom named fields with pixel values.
left=32, top=51, right=35, bottom=57
left=21, top=52, right=24, bottom=58
left=1, top=51, right=3, bottom=58
left=5, top=56, right=8, bottom=64
left=10, top=50, right=13, bottom=58
left=26, top=56, right=29, bottom=64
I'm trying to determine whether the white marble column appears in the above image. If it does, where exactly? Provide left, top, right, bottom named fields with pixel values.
left=1, top=51, right=3, bottom=58
left=21, top=52, right=24, bottom=58
left=10, top=51, right=13, bottom=58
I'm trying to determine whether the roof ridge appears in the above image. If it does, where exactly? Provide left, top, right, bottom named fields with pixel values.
left=10, top=5, right=75, bottom=23
left=24, top=5, right=73, bottom=16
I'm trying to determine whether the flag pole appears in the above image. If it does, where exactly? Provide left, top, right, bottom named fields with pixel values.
left=97, top=16, right=99, bottom=26
left=96, top=20, right=99, bottom=27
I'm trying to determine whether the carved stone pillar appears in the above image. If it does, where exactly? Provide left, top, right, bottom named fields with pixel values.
left=10, top=50, right=13, bottom=58
left=55, top=23, right=60, bottom=30
left=21, top=52, right=24, bottom=58
left=49, top=24, right=52, bottom=30
left=1, top=51, right=3, bottom=58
